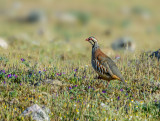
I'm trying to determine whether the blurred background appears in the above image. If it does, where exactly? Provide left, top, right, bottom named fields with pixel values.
left=0, top=0, right=160, bottom=60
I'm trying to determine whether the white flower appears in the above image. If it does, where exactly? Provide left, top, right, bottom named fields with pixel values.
left=87, top=104, right=89, bottom=108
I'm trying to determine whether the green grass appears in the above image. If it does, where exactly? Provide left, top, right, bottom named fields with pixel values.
left=0, top=49, right=159, bottom=120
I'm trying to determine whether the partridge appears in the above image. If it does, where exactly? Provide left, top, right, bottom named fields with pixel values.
left=86, top=36, right=127, bottom=88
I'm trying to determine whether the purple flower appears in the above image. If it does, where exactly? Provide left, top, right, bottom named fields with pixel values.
left=120, top=89, right=123, bottom=92
left=155, top=100, right=157, bottom=103
left=102, top=90, right=106, bottom=93
left=20, top=83, right=22, bottom=86
left=39, top=71, right=41, bottom=73
left=43, top=69, right=46, bottom=71
left=75, top=85, right=77, bottom=87
left=8, top=74, right=12, bottom=78
left=126, top=93, right=128, bottom=96
left=56, top=73, right=61, bottom=76
left=15, top=75, right=18, bottom=78
left=69, top=87, right=72, bottom=90
left=117, top=96, right=120, bottom=100
left=4, top=81, right=6, bottom=84
left=74, top=69, right=77, bottom=72
left=21, top=58, right=25, bottom=62
left=63, top=72, right=66, bottom=74
left=2, top=70, right=5, bottom=73
left=88, top=86, right=91, bottom=89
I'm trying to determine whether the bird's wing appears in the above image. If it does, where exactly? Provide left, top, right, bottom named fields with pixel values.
left=97, top=55, right=123, bottom=81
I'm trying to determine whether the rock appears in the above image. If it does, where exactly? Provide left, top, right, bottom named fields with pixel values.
left=0, top=38, right=8, bottom=49
left=150, top=49, right=160, bottom=61
left=44, top=79, right=62, bottom=86
left=111, top=37, right=135, bottom=52
left=55, top=12, right=77, bottom=25
left=21, top=104, right=50, bottom=121
left=26, top=10, right=46, bottom=23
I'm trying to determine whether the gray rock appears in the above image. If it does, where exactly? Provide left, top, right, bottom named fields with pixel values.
left=111, top=37, right=135, bottom=52
left=0, top=38, right=8, bottom=49
left=21, top=104, right=50, bottom=121
left=150, top=49, right=160, bottom=61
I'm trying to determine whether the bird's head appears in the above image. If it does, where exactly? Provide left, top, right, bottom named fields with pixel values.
left=85, top=36, right=98, bottom=46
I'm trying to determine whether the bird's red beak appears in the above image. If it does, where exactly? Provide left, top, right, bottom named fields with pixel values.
left=85, top=38, right=89, bottom=41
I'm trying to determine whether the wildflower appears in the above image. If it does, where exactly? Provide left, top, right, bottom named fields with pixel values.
left=74, top=69, right=78, bottom=72
left=69, top=87, right=72, bottom=90
left=43, top=69, right=46, bottom=71
left=8, top=74, right=12, bottom=78
left=87, top=104, right=89, bottom=108
left=129, top=103, right=131, bottom=106
left=20, top=83, right=22, bottom=86
left=88, top=86, right=91, bottom=89
left=39, top=71, right=41, bottom=73
left=74, top=85, right=77, bottom=87
left=15, top=75, right=18, bottom=78
left=4, top=81, right=6, bottom=84
left=120, top=89, right=123, bottom=92
left=63, top=72, right=66, bottom=74
left=129, top=115, right=132, bottom=120
left=102, top=90, right=106, bottom=93
left=76, top=109, right=79, bottom=114
left=140, top=101, right=144, bottom=104
left=131, top=99, right=134, bottom=102
left=56, top=73, right=60, bottom=76
left=2, top=70, right=5, bottom=73
left=74, top=104, right=76, bottom=107
left=117, top=96, right=120, bottom=100
left=21, top=58, right=25, bottom=62
left=126, top=93, right=128, bottom=96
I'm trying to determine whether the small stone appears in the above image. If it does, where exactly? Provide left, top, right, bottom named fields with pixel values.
left=0, top=38, right=8, bottom=49
left=150, top=49, right=160, bottom=61
left=21, top=104, right=50, bottom=121
left=111, top=37, right=135, bottom=52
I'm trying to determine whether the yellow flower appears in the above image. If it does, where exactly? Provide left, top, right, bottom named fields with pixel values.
left=64, top=103, right=67, bottom=108
left=131, top=99, right=134, bottom=102
left=76, top=109, right=79, bottom=114
left=97, top=93, right=100, bottom=97
left=140, top=101, right=144, bottom=104
left=129, top=103, right=132, bottom=106
left=125, top=80, right=127, bottom=82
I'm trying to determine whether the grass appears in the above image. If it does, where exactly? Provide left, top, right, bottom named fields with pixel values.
left=0, top=48, right=159, bottom=120
left=0, top=0, right=160, bottom=120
